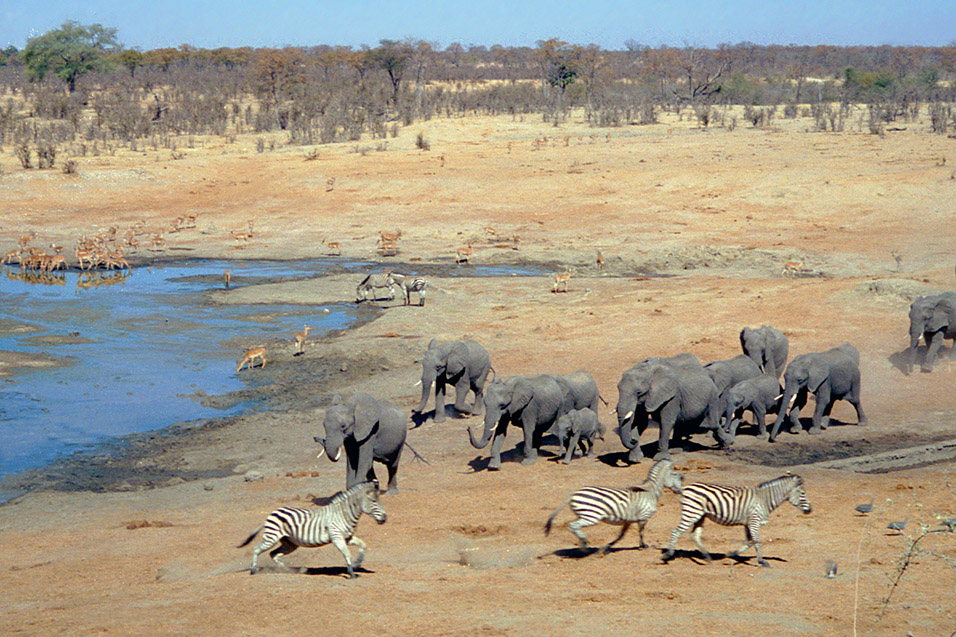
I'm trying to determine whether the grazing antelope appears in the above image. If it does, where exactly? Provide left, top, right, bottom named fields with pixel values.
left=45, top=254, right=67, bottom=272
left=552, top=267, right=572, bottom=293
left=50, top=243, right=63, bottom=254
left=18, top=231, right=37, bottom=249
left=596, top=250, right=605, bottom=271
left=455, top=244, right=473, bottom=264
left=781, top=260, right=803, bottom=278
left=224, top=270, right=232, bottom=288
left=150, top=234, right=167, bottom=250
left=1, top=249, right=20, bottom=265
left=294, top=324, right=312, bottom=356
left=75, top=248, right=95, bottom=270
left=185, top=213, right=198, bottom=228
left=106, top=251, right=130, bottom=271
left=237, top=347, right=266, bottom=372
left=231, top=229, right=251, bottom=246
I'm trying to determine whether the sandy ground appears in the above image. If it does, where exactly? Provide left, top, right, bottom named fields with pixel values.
left=1, top=110, right=956, bottom=635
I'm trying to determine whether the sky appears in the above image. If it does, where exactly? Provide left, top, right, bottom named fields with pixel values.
left=2, top=0, right=954, bottom=51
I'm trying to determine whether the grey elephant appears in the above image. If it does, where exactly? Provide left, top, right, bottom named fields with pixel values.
left=740, top=325, right=789, bottom=378
left=414, top=339, right=493, bottom=423
left=704, top=354, right=762, bottom=418
left=552, top=408, right=605, bottom=464
left=723, top=374, right=783, bottom=439
left=769, top=344, right=867, bottom=442
left=555, top=370, right=602, bottom=415
left=906, top=292, right=956, bottom=373
left=314, top=393, right=407, bottom=493
left=469, top=374, right=566, bottom=469
left=616, top=353, right=730, bottom=464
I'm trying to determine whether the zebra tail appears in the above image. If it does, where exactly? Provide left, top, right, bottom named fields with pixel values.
left=404, top=441, right=430, bottom=465
left=237, top=526, right=263, bottom=548
left=544, top=498, right=571, bottom=536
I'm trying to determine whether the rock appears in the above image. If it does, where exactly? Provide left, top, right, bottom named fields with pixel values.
left=243, top=470, right=263, bottom=482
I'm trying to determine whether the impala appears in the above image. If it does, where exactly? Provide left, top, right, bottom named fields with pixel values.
left=323, top=238, right=342, bottom=256
left=237, top=347, right=266, bottom=372
left=377, top=240, right=398, bottom=257
left=294, top=324, right=312, bottom=356
left=380, top=229, right=402, bottom=243
left=552, top=267, right=572, bottom=293
left=224, top=269, right=232, bottom=288
left=596, top=250, right=605, bottom=271
left=455, top=244, right=473, bottom=264
left=781, top=260, right=803, bottom=278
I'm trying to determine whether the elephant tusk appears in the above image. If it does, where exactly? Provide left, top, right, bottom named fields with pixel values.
left=787, top=394, right=798, bottom=409
left=316, top=448, right=325, bottom=460
left=609, top=408, right=617, bottom=415
left=774, top=394, right=783, bottom=401
left=623, top=410, right=634, bottom=421
left=333, top=448, right=342, bottom=462
left=413, top=379, right=422, bottom=387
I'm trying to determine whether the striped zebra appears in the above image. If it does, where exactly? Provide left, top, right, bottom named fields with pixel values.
left=388, top=272, right=428, bottom=306
left=544, top=458, right=683, bottom=554
left=356, top=272, right=397, bottom=302
left=663, top=473, right=811, bottom=567
left=238, top=480, right=387, bottom=577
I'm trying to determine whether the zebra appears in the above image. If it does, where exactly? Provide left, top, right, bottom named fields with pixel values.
left=388, top=272, right=428, bottom=306
left=544, top=458, right=683, bottom=554
left=355, top=272, right=397, bottom=302
left=237, top=480, right=387, bottom=577
left=663, top=473, right=811, bottom=567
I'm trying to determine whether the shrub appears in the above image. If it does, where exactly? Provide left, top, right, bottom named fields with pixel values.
left=415, top=131, right=430, bottom=151
left=61, top=158, right=78, bottom=174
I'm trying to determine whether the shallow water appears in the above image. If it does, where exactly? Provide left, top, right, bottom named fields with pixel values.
left=0, top=258, right=548, bottom=493
left=0, top=259, right=364, bottom=484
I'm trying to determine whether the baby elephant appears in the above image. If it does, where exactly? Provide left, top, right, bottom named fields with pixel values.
left=553, top=408, right=605, bottom=464
left=723, top=374, right=783, bottom=439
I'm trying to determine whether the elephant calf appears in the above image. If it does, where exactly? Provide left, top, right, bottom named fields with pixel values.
left=723, top=374, right=783, bottom=439
left=553, top=408, right=606, bottom=464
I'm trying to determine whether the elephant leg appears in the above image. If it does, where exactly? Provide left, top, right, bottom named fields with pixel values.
left=654, top=419, right=674, bottom=461
left=626, top=416, right=648, bottom=463
left=753, top=404, right=768, bottom=438
left=848, top=383, right=867, bottom=426
left=583, top=437, right=595, bottom=457
left=728, top=414, right=742, bottom=439
left=384, top=455, right=400, bottom=494
left=434, top=380, right=448, bottom=423
left=453, top=374, right=471, bottom=414
left=923, top=331, right=945, bottom=372
left=471, top=380, right=486, bottom=416
left=810, top=387, right=831, bottom=434
left=488, top=426, right=507, bottom=470
left=520, top=416, right=540, bottom=466
left=563, top=432, right=581, bottom=464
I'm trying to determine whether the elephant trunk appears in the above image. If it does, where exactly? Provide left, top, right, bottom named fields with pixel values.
left=617, top=409, right=638, bottom=450
left=769, top=388, right=797, bottom=442
left=906, top=329, right=922, bottom=373
left=316, top=434, right=343, bottom=462
left=469, top=411, right=499, bottom=449
left=415, top=372, right=435, bottom=413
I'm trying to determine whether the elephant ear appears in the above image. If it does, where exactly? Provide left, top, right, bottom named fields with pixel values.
left=645, top=368, right=678, bottom=413
left=445, top=341, right=469, bottom=377
left=351, top=394, right=381, bottom=443
left=427, top=338, right=439, bottom=351
left=510, top=378, right=535, bottom=411
left=807, top=359, right=829, bottom=393
left=928, top=305, right=952, bottom=333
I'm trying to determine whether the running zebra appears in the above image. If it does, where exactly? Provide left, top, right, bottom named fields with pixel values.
left=356, top=272, right=397, bottom=302
left=544, top=458, right=683, bottom=554
left=238, top=480, right=387, bottom=577
left=663, top=473, right=811, bottom=567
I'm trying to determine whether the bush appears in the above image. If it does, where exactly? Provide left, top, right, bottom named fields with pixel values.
left=16, top=143, right=32, bottom=169
left=415, top=131, right=430, bottom=151
left=61, top=158, right=78, bottom=174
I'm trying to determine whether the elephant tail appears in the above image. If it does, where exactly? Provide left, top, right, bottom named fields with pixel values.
left=597, top=394, right=609, bottom=407
left=544, top=498, right=571, bottom=536
left=486, top=366, right=497, bottom=383
left=237, top=526, right=263, bottom=548
left=403, top=441, right=430, bottom=465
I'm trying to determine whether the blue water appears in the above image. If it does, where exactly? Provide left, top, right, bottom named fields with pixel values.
left=0, top=259, right=363, bottom=484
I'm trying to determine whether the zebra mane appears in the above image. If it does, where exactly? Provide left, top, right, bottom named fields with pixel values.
left=329, top=480, right=378, bottom=504
left=758, top=473, right=803, bottom=490
left=645, top=458, right=674, bottom=483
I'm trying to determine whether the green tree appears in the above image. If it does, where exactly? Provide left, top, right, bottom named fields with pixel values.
left=22, top=21, right=118, bottom=92
left=368, top=39, right=413, bottom=103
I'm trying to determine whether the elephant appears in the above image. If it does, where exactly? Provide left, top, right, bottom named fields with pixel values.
left=704, top=354, right=762, bottom=419
left=552, top=408, right=605, bottom=464
left=414, top=339, right=493, bottom=423
left=314, top=393, right=408, bottom=493
left=906, top=292, right=956, bottom=373
left=468, top=374, right=566, bottom=469
left=769, top=343, right=867, bottom=442
left=616, top=353, right=730, bottom=464
left=722, top=374, right=783, bottom=439
left=740, top=325, right=789, bottom=379
left=555, top=370, right=602, bottom=415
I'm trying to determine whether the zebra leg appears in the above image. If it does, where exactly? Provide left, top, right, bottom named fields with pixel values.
left=690, top=521, right=713, bottom=563
left=637, top=520, right=648, bottom=549
left=664, top=514, right=698, bottom=560
left=567, top=517, right=595, bottom=550
left=330, top=533, right=356, bottom=578
left=269, top=538, right=298, bottom=571
left=728, top=525, right=754, bottom=561
left=750, top=523, right=769, bottom=567
left=600, top=522, right=632, bottom=555
left=349, top=536, right=368, bottom=570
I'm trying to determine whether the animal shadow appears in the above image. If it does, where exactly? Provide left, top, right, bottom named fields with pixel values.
left=552, top=544, right=644, bottom=560
left=888, top=345, right=951, bottom=375
left=298, top=565, right=374, bottom=577
left=466, top=444, right=558, bottom=472
left=661, top=548, right=786, bottom=566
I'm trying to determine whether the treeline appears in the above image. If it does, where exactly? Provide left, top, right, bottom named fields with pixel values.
left=3, top=36, right=956, bottom=168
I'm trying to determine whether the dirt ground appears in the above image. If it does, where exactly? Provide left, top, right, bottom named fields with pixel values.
left=2, top=110, right=956, bottom=635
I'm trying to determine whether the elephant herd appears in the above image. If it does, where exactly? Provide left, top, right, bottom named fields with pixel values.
left=314, top=289, right=955, bottom=488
